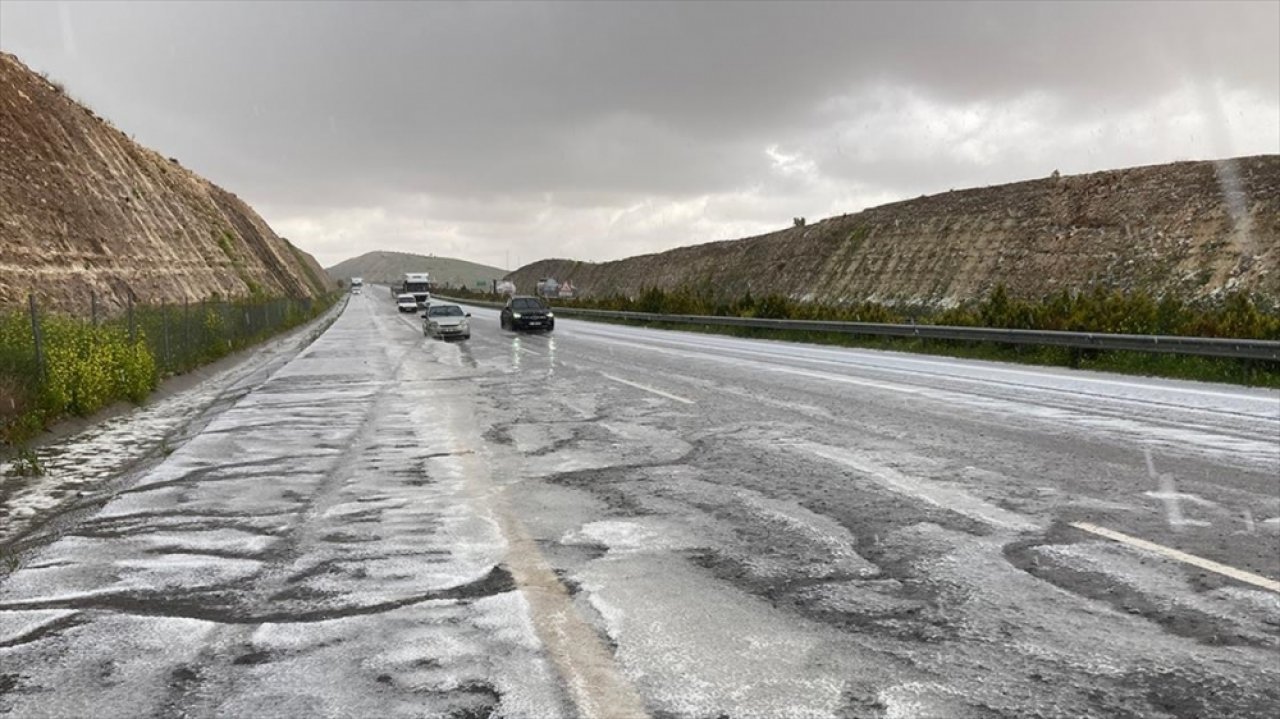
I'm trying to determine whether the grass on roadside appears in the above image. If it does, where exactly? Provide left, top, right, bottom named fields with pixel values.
left=1, top=293, right=341, bottom=447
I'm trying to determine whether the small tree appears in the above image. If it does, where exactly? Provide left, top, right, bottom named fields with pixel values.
left=793, top=217, right=806, bottom=228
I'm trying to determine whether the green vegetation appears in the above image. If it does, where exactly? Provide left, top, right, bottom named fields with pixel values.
left=1, top=293, right=340, bottom=446
left=284, top=239, right=333, bottom=295
left=544, top=285, right=1279, bottom=387
left=214, top=229, right=267, bottom=299
left=6, top=448, right=43, bottom=477
left=215, top=229, right=236, bottom=259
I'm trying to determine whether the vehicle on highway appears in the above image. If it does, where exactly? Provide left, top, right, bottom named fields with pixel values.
left=395, top=293, right=419, bottom=313
left=500, top=295, right=554, bottom=332
left=423, top=303, right=471, bottom=340
left=401, top=272, right=432, bottom=307
left=536, top=277, right=559, bottom=298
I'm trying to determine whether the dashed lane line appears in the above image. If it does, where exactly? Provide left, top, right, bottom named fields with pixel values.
left=1070, top=521, right=1280, bottom=593
left=566, top=320, right=1277, bottom=405
left=599, top=373, right=696, bottom=405
left=784, top=439, right=1039, bottom=532
left=769, top=366, right=923, bottom=395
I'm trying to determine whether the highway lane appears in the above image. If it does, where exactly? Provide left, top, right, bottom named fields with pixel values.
left=455, top=302, right=1280, bottom=574
left=1, top=292, right=1277, bottom=718
left=450, top=299, right=1280, bottom=717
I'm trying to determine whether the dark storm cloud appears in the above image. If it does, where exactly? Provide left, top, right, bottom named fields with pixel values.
left=2, top=1, right=1276, bottom=266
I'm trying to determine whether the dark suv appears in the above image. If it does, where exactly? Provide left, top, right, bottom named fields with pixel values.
left=500, top=296, right=555, bottom=332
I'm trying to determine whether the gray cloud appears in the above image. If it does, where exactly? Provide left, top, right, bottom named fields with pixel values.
left=2, top=1, right=1276, bottom=267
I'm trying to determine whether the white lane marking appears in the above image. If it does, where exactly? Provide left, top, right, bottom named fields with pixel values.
left=599, top=373, right=696, bottom=405
left=770, top=366, right=922, bottom=395
left=784, top=440, right=1039, bottom=532
left=760, top=351, right=1278, bottom=421
left=566, top=321, right=1279, bottom=408
left=559, top=333, right=1279, bottom=467
left=395, top=312, right=424, bottom=332
left=1070, top=521, right=1280, bottom=593
left=630, top=331, right=1278, bottom=421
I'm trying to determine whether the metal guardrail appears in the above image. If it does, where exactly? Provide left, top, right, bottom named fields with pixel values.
left=432, top=296, right=1280, bottom=361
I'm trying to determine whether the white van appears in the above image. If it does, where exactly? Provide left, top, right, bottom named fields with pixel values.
left=396, top=293, right=419, bottom=313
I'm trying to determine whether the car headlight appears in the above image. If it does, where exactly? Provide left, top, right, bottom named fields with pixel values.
left=513, top=312, right=522, bottom=319
left=460, top=320, right=469, bottom=328
left=547, top=312, right=554, bottom=318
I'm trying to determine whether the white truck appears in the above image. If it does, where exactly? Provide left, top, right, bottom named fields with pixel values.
left=350, top=277, right=363, bottom=294
left=397, top=272, right=432, bottom=307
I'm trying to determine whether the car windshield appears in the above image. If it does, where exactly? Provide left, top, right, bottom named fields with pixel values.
left=512, top=298, right=545, bottom=310
left=429, top=306, right=463, bottom=317
left=397, top=296, right=415, bottom=302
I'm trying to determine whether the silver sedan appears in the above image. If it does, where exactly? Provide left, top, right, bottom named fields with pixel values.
left=422, top=303, right=472, bottom=340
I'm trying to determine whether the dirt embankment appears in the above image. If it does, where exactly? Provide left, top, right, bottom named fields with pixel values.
left=0, top=52, right=333, bottom=314
left=508, top=156, right=1279, bottom=306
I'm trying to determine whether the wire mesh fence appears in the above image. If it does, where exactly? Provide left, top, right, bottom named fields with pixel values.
left=1, top=291, right=340, bottom=443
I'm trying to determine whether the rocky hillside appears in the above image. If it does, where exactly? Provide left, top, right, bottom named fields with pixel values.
left=327, top=251, right=506, bottom=291
left=508, top=156, right=1279, bottom=306
left=0, top=53, right=333, bottom=314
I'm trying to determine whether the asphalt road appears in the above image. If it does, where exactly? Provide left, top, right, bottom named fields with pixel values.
left=2, top=292, right=1278, bottom=718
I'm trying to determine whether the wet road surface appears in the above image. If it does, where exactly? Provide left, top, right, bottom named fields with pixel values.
left=2, top=292, right=1278, bottom=718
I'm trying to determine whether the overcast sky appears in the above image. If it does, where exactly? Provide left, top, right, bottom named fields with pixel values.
left=2, top=1, right=1277, bottom=269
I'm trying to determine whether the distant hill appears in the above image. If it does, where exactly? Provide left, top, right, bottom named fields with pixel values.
left=0, top=52, right=333, bottom=313
left=507, top=156, right=1279, bottom=306
left=327, top=251, right=507, bottom=291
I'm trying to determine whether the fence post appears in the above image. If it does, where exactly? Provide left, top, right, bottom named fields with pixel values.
left=128, top=294, right=136, bottom=344
left=163, top=305, right=171, bottom=370
left=29, top=294, right=45, bottom=380
left=199, top=299, right=207, bottom=356
left=183, top=299, right=190, bottom=369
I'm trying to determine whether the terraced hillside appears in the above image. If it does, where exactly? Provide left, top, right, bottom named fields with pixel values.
left=508, top=156, right=1279, bottom=306
left=0, top=53, right=332, bottom=314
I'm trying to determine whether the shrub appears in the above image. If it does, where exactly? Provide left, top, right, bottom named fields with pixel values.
left=544, top=286, right=1278, bottom=386
left=2, top=292, right=339, bottom=445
